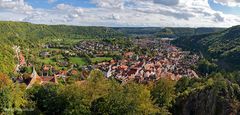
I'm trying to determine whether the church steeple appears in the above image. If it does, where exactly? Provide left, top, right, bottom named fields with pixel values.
left=26, top=67, right=42, bottom=89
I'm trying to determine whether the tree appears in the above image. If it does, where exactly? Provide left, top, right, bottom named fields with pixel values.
left=175, top=77, right=191, bottom=93
left=91, top=82, right=161, bottom=114
left=197, top=59, right=218, bottom=75
left=151, top=78, right=176, bottom=108
left=61, top=84, right=91, bottom=115
left=0, top=73, right=28, bottom=115
left=84, top=54, right=92, bottom=64
left=27, top=84, right=66, bottom=115
left=84, top=70, right=113, bottom=101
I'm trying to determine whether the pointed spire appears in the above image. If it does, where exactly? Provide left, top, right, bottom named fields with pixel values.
left=31, top=66, right=38, bottom=78
left=27, top=67, right=41, bottom=89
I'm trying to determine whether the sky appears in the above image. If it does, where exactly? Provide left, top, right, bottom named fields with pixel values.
left=0, top=0, right=240, bottom=27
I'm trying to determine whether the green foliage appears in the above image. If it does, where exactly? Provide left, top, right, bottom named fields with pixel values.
left=173, top=25, right=240, bottom=70
left=175, top=77, right=192, bottom=93
left=173, top=73, right=240, bottom=115
left=0, top=21, right=123, bottom=74
left=0, top=73, right=28, bottom=115
left=2, top=21, right=240, bottom=114
left=156, top=27, right=225, bottom=38
left=151, top=78, right=176, bottom=108
left=84, top=54, right=92, bottom=64
left=197, top=59, right=218, bottom=75
left=27, top=84, right=66, bottom=115
left=25, top=70, right=163, bottom=114
left=61, top=84, right=91, bottom=115
left=69, top=57, right=88, bottom=66
left=113, top=27, right=163, bottom=37
left=91, top=82, right=161, bottom=115
left=113, top=27, right=224, bottom=37
left=91, top=57, right=112, bottom=64
left=14, top=69, right=240, bottom=115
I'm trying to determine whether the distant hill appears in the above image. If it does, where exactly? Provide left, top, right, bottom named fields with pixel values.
left=113, top=27, right=225, bottom=38
left=112, top=27, right=163, bottom=37
left=155, top=27, right=225, bottom=38
left=173, top=25, right=240, bottom=70
left=0, top=21, right=124, bottom=40
left=0, top=21, right=124, bottom=74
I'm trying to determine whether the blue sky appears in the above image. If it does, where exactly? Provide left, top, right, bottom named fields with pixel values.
left=24, top=0, right=240, bottom=16
left=0, top=0, right=240, bottom=27
left=26, top=0, right=96, bottom=9
left=209, top=0, right=240, bottom=15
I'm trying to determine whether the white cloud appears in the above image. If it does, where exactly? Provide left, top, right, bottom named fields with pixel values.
left=0, top=0, right=32, bottom=12
left=91, top=0, right=124, bottom=9
left=213, top=13, right=225, bottom=22
left=213, top=0, right=240, bottom=7
left=48, top=0, right=57, bottom=4
left=56, top=4, right=73, bottom=10
left=55, top=3, right=84, bottom=19
left=0, top=0, right=240, bottom=27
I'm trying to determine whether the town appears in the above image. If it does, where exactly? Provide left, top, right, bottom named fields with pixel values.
left=12, top=38, right=200, bottom=88
left=1, top=1, right=239, bottom=113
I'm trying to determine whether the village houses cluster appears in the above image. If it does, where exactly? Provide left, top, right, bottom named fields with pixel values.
left=12, top=38, right=200, bottom=88
left=94, top=38, right=199, bottom=83
left=73, top=40, right=122, bottom=57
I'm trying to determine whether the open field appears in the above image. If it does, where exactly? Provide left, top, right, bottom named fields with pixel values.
left=69, top=57, right=88, bottom=66
left=91, top=57, right=113, bottom=63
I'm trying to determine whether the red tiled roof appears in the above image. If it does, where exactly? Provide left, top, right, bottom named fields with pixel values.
left=136, top=62, right=144, bottom=67
left=124, top=52, right=134, bottom=57
left=119, top=65, right=128, bottom=70
left=43, top=66, right=49, bottom=71
left=60, top=70, right=67, bottom=75
left=71, top=70, right=78, bottom=75
left=127, top=69, right=137, bottom=76
left=110, top=60, right=115, bottom=64
left=40, top=76, right=58, bottom=84
left=19, top=52, right=26, bottom=65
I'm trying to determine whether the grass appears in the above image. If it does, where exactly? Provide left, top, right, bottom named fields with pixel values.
left=69, top=57, right=112, bottom=65
left=39, top=56, right=112, bottom=68
left=39, top=58, right=55, bottom=64
left=69, top=57, right=88, bottom=66
left=91, top=57, right=113, bottom=63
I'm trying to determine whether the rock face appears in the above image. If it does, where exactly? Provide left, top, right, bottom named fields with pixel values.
left=172, top=81, right=240, bottom=115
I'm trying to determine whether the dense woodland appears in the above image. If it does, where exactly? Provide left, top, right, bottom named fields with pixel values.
left=155, top=27, right=225, bottom=38
left=113, top=27, right=163, bottom=36
left=173, top=25, right=240, bottom=70
left=1, top=68, right=240, bottom=114
left=0, top=21, right=240, bottom=115
left=113, top=27, right=225, bottom=37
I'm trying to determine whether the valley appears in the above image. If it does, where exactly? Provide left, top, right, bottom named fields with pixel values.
left=14, top=37, right=199, bottom=88
left=1, top=0, right=240, bottom=114
left=0, top=21, right=240, bottom=115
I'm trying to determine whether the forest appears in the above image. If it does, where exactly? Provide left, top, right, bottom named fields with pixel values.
left=1, top=69, right=240, bottom=114
left=113, top=27, right=225, bottom=37
left=173, top=25, right=240, bottom=70
left=155, top=27, right=225, bottom=38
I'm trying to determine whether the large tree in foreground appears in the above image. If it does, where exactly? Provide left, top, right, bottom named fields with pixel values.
left=0, top=72, right=28, bottom=115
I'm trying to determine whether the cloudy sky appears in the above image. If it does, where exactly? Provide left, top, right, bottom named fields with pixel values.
left=0, top=0, right=240, bottom=27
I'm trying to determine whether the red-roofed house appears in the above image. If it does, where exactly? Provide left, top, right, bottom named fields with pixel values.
left=26, top=67, right=58, bottom=89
